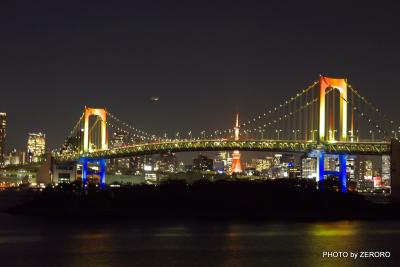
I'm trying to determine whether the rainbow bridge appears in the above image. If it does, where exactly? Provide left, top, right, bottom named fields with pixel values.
left=39, top=75, right=400, bottom=198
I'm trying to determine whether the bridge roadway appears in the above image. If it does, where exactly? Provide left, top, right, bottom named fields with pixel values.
left=56, top=139, right=391, bottom=162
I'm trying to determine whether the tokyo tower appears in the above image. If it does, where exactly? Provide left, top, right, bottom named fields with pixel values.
left=230, top=113, right=242, bottom=173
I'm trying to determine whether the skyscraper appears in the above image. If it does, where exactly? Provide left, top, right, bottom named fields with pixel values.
left=155, top=152, right=178, bottom=172
left=109, top=130, right=131, bottom=170
left=193, top=154, right=213, bottom=172
left=27, top=132, right=46, bottom=163
left=0, top=113, right=6, bottom=167
left=382, top=155, right=391, bottom=187
left=301, top=156, right=317, bottom=179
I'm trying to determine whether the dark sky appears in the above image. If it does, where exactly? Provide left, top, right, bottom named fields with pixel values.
left=1, top=0, right=400, bottom=151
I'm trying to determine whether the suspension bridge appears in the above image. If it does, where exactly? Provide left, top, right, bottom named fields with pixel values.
left=39, top=76, right=400, bottom=196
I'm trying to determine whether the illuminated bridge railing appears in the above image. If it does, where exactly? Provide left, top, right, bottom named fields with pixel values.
left=323, top=141, right=391, bottom=155
left=56, top=140, right=317, bottom=161
left=55, top=140, right=392, bottom=162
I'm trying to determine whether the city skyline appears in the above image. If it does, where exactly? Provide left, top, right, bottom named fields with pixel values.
left=1, top=1, right=400, bottom=150
left=2, top=2, right=400, bottom=266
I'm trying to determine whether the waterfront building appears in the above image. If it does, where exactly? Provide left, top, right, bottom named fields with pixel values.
left=27, top=132, right=46, bottom=163
left=177, top=161, right=186, bottom=172
left=324, top=154, right=339, bottom=172
left=193, top=154, right=213, bottom=172
left=253, top=158, right=269, bottom=172
left=346, top=156, right=357, bottom=191
left=280, top=154, right=296, bottom=178
left=214, top=151, right=230, bottom=173
left=7, top=149, right=20, bottom=165
left=357, top=159, right=374, bottom=191
left=155, top=152, right=178, bottom=172
left=109, top=130, right=131, bottom=170
left=301, top=156, right=317, bottom=179
left=382, top=155, right=391, bottom=187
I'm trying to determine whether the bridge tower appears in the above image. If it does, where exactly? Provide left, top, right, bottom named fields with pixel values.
left=319, top=76, right=348, bottom=142
left=317, top=76, right=348, bottom=192
left=83, top=107, right=108, bottom=153
left=81, top=107, right=108, bottom=189
left=230, top=114, right=242, bottom=173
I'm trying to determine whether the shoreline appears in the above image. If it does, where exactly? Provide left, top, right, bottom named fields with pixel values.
left=5, top=179, right=400, bottom=221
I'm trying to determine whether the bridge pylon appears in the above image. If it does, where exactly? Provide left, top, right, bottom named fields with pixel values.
left=83, top=107, right=108, bottom=153
left=316, top=76, right=348, bottom=191
left=81, top=107, right=108, bottom=188
left=319, top=76, right=348, bottom=142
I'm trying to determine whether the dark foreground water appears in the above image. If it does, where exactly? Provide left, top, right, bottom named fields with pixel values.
left=0, top=213, right=399, bottom=267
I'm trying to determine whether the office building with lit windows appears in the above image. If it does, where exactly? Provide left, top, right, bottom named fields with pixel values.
left=382, top=155, right=391, bottom=187
left=27, top=132, right=46, bottom=163
left=301, top=156, right=317, bottom=179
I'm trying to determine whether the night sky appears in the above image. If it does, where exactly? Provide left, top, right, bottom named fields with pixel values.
left=1, top=0, right=400, bottom=151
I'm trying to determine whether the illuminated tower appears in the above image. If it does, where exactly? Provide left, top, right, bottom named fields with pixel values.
left=319, top=76, right=348, bottom=142
left=83, top=107, right=108, bottom=153
left=0, top=113, right=6, bottom=167
left=230, top=114, right=242, bottom=173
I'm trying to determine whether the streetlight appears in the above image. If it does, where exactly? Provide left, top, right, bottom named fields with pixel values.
left=369, top=130, right=374, bottom=141
left=348, top=130, right=354, bottom=142
left=259, top=129, right=264, bottom=139
left=276, top=129, right=282, bottom=139
left=292, top=129, right=300, bottom=140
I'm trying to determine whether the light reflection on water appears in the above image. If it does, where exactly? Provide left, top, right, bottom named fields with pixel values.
left=0, top=213, right=398, bottom=267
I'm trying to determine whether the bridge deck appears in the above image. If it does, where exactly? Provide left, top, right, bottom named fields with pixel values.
left=56, top=139, right=391, bottom=161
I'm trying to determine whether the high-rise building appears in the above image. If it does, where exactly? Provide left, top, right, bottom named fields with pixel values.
left=62, top=129, right=83, bottom=153
left=324, top=155, right=338, bottom=172
left=347, top=156, right=356, bottom=182
left=214, top=151, right=227, bottom=173
left=253, top=159, right=266, bottom=172
left=361, top=160, right=373, bottom=179
left=346, top=156, right=357, bottom=191
left=301, top=156, right=317, bottom=179
left=281, top=154, right=297, bottom=178
left=155, top=152, right=178, bottom=172
left=27, top=132, right=46, bottom=163
left=382, top=155, right=391, bottom=187
left=357, top=159, right=374, bottom=192
left=273, top=154, right=282, bottom=166
left=253, top=157, right=274, bottom=174
left=193, top=154, right=213, bottom=171
left=0, top=113, right=6, bottom=167
left=110, top=130, right=131, bottom=170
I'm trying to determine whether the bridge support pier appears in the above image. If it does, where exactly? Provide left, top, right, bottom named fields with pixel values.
left=80, top=158, right=106, bottom=189
left=317, top=151, right=347, bottom=192
left=338, top=154, right=347, bottom=193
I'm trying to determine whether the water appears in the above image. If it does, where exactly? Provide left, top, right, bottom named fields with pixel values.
left=0, top=212, right=399, bottom=267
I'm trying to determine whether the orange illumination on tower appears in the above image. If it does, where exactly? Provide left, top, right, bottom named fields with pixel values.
left=230, top=113, right=242, bottom=173
left=83, top=107, right=108, bottom=153
left=319, top=76, right=348, bottom=142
